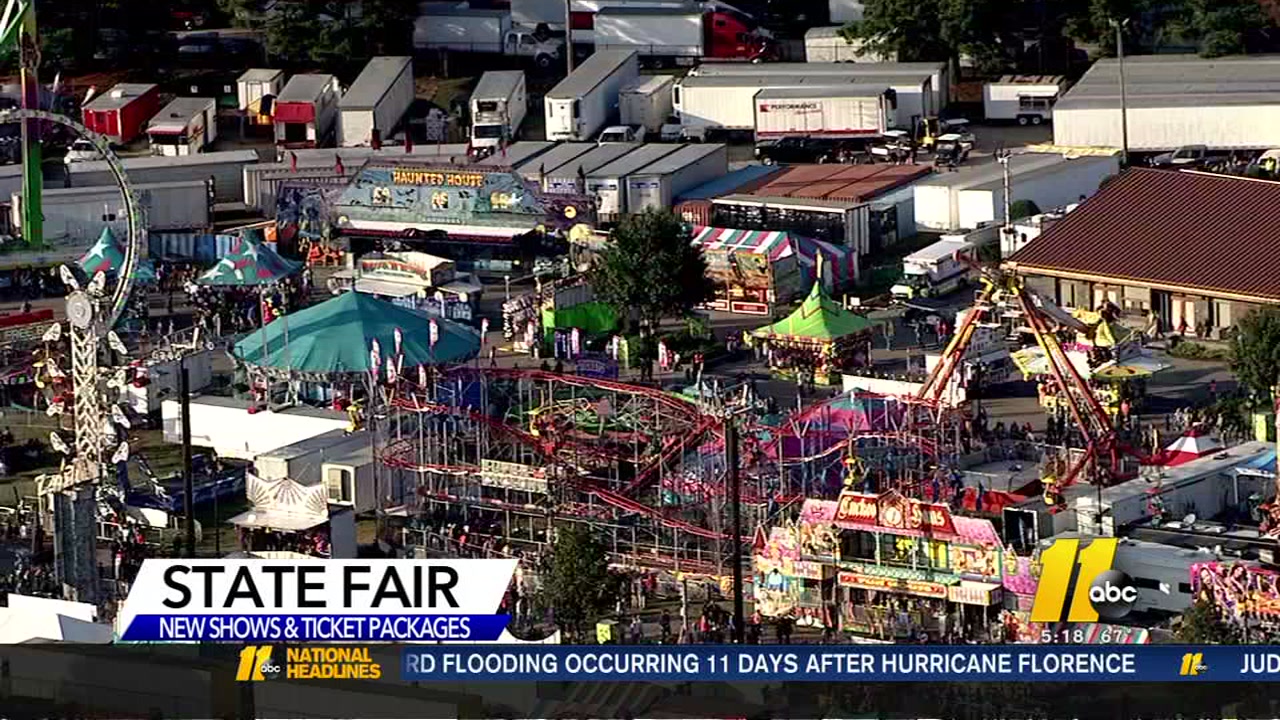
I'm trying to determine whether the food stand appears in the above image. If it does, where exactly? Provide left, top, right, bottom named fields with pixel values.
left=691, top=225, right=854, bottom=316
left=749, top=280, right=879, bottom=385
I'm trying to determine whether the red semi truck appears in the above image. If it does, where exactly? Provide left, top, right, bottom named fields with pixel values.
left=589, top=5, right=773, bottom=64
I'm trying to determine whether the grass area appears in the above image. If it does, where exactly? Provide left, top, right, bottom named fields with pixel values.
left=1168, top=340, right=1232, bottom=361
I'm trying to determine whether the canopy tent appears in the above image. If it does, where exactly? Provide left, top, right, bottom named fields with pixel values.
left=751, top=281, right=880, bottom=342
left=234, top=291, right=480, bottom=375
left=692, top=225, right=854, bottom=289
left=1150, top=426, right=1224, bottom=467
left=197, top=233, right=303, bottom=287
left=79, top=227, right=157, bottom=284
left=541, top=300, right=618, bottom=342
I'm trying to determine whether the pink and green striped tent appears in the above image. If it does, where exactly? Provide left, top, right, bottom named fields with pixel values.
left=690, top=225, right=854, bottom=287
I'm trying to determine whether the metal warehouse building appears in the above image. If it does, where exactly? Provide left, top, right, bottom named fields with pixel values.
left=1052, top=55, right=1280, bottom=151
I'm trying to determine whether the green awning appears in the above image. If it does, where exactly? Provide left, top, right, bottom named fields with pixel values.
left=751, top=281, right=880, bottom=342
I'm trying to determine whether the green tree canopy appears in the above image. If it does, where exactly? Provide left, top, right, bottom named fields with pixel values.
left=538, top=526, right=621, bottom=640
left=589, top=208, right=712, bottom=331
left=1175, top=0, right=1268, bottom=57
left=1175, top=597, right=1241, bottom=644
left=839, top=0, right=1018, bottom=68
left=1229, top=306, right=1280, bottom=404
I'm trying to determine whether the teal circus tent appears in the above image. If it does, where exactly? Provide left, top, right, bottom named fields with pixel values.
left=79, top=228, right=157, bottom=284
left=234, top=292, right=480, bottom=374
left=197, top=233, right=302, bottom=287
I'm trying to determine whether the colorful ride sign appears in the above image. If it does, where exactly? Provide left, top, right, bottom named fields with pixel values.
left=833, top=490, right=957, bottom=535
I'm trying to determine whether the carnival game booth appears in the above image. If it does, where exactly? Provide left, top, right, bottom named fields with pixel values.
left=228, top=471, right=358, bottom=559
left=755, top=490, right=1006, bottom=640
left=232, top=291, right=480, bottom=407
left=329, top=250, right=482, bottom=322
left=691, top=225, right=854, bottom=316
left=194, top=230, right=305, bottom=338
left=749, top=281, right=879, bottom=385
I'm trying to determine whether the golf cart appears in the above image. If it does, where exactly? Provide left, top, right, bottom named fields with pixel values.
left=916, top=117, right=972, bottom=152
left=933, top=133, right=973, bottom=167
left=869, top=129, right=914, bottom=163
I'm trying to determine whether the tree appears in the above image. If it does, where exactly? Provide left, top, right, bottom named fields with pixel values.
left=840, top=0, right=1018, bottom=70
left=589, top=208, right=711, bottom=331
left=1175, top=597, right=1240, bottom=644
left=1175, top=0, right=1268, bottom=57
left=1229, top=306, right=1280, bottom=403
left=1009, top=199, right=1041, bottom=220
left=538, top=526, right=620, bottom=641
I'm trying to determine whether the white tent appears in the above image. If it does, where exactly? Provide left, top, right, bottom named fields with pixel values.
left=0, top=594, right=112, bottom=644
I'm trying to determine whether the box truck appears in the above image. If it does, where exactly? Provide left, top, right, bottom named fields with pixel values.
left=147, top=97, right=217, bottom=157
left=592, top=6, right=772, bottom=64
left=339, top=56, right=415, bottom=147
left=625, top=142, right=728, bottom=214
left=753, top=86, right=894, bottom=140
left=983, top=75, right=1066, bottom=125
left=413, top=5, right=563, bottom=68
left=619, top=75, right=675, bottom=133
left=890, top=237, right=976, bottom=300
left=81, top=83, right=162, bottom=146
left=469, top=70, right=528, bottom=154
left=544, top=50, right=640, bottom=141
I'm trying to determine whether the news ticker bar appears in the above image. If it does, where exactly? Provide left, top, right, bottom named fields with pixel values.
left=397, top=645, right=1269, bottom=682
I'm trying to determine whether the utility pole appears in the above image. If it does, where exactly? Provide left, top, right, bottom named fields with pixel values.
left=725, top=418, right=745, bottom=643
left=1112, top=18, right=1131, bottom=165
left=997, top=149, right=1013, bottom=229
left=564, top=0, right=575, bottom=75
left=180, top=360, right=195, bottom=558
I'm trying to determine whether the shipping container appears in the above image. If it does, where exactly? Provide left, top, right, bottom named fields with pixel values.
left=81, top=83, right=162, bottom=146
left=544, top=50, right=640, bottom=141
left=339, top=56, right=415, bottom=148
left=69, top=150, right=260, bottom=205
left=515, top=142, right=597, bottom=183
left=753, top=86, right=894, bottom=140
left=691, top=60, right=949, bottom=111
left=469, top=70, right=528, bottom=151
left=147, top=97, right=217, bottom=157
left=275, top=74, right=341, bottom=150
left=625, top=142, right=728, bottom=214
left=803, top=26, right=895, bottom=63
left=912, top=153, right=1119, bottom=232
left=542, top=142, right=639, bottom=193
left=673, top=164, right=783, bottom=225
left=619, top=75, right=675, bottom=132
left=18, top=181, right=212, bottom=240
left=585, top=143, right=682, bottom=220
left=237, top=69, right=286, bottom=115
left=983, top=76, right=1065, bottom=124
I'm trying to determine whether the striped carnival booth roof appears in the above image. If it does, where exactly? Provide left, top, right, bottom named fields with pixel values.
left=690, top=225, right=855, bottom=286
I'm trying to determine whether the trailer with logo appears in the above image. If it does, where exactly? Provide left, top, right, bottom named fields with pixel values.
left=753, top=86, right=894, bottom=141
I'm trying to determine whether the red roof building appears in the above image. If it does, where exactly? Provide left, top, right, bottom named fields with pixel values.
left=1004, top=168, right=1280, bottom=338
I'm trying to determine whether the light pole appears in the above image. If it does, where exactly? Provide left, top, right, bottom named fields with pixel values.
left=1111, top=18, right=1131, bottom=165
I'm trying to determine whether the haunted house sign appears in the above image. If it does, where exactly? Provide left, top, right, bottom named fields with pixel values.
left=330, top=162, right=594, bottom=240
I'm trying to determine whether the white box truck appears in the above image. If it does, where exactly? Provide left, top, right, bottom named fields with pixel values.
left=237, top=69, right=285, bottom=116
left=470, top=70, right=528, bottom=152
left=413, top=5, right=562, bottom=68
left=624, top=142, right=728, bottom=213
left=890, top=237, right=975, bottom=300
left=619, top=75, right=675, bottom=133
left=983, top=75, right=1066, bottom=125
left=339, top=56, right=415, bottom=147
left=147, top=97, right=217, bottom=157
left=753, top=86, right=893, bottom=140
left=544, top=50, right=640, bottom=141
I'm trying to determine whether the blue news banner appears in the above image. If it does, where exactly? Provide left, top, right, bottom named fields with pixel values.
left=400, top=645, right=1280, bottom=683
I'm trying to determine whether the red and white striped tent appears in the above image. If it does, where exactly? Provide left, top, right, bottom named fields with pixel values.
left=1154, top=426, right=1223, bottom=467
